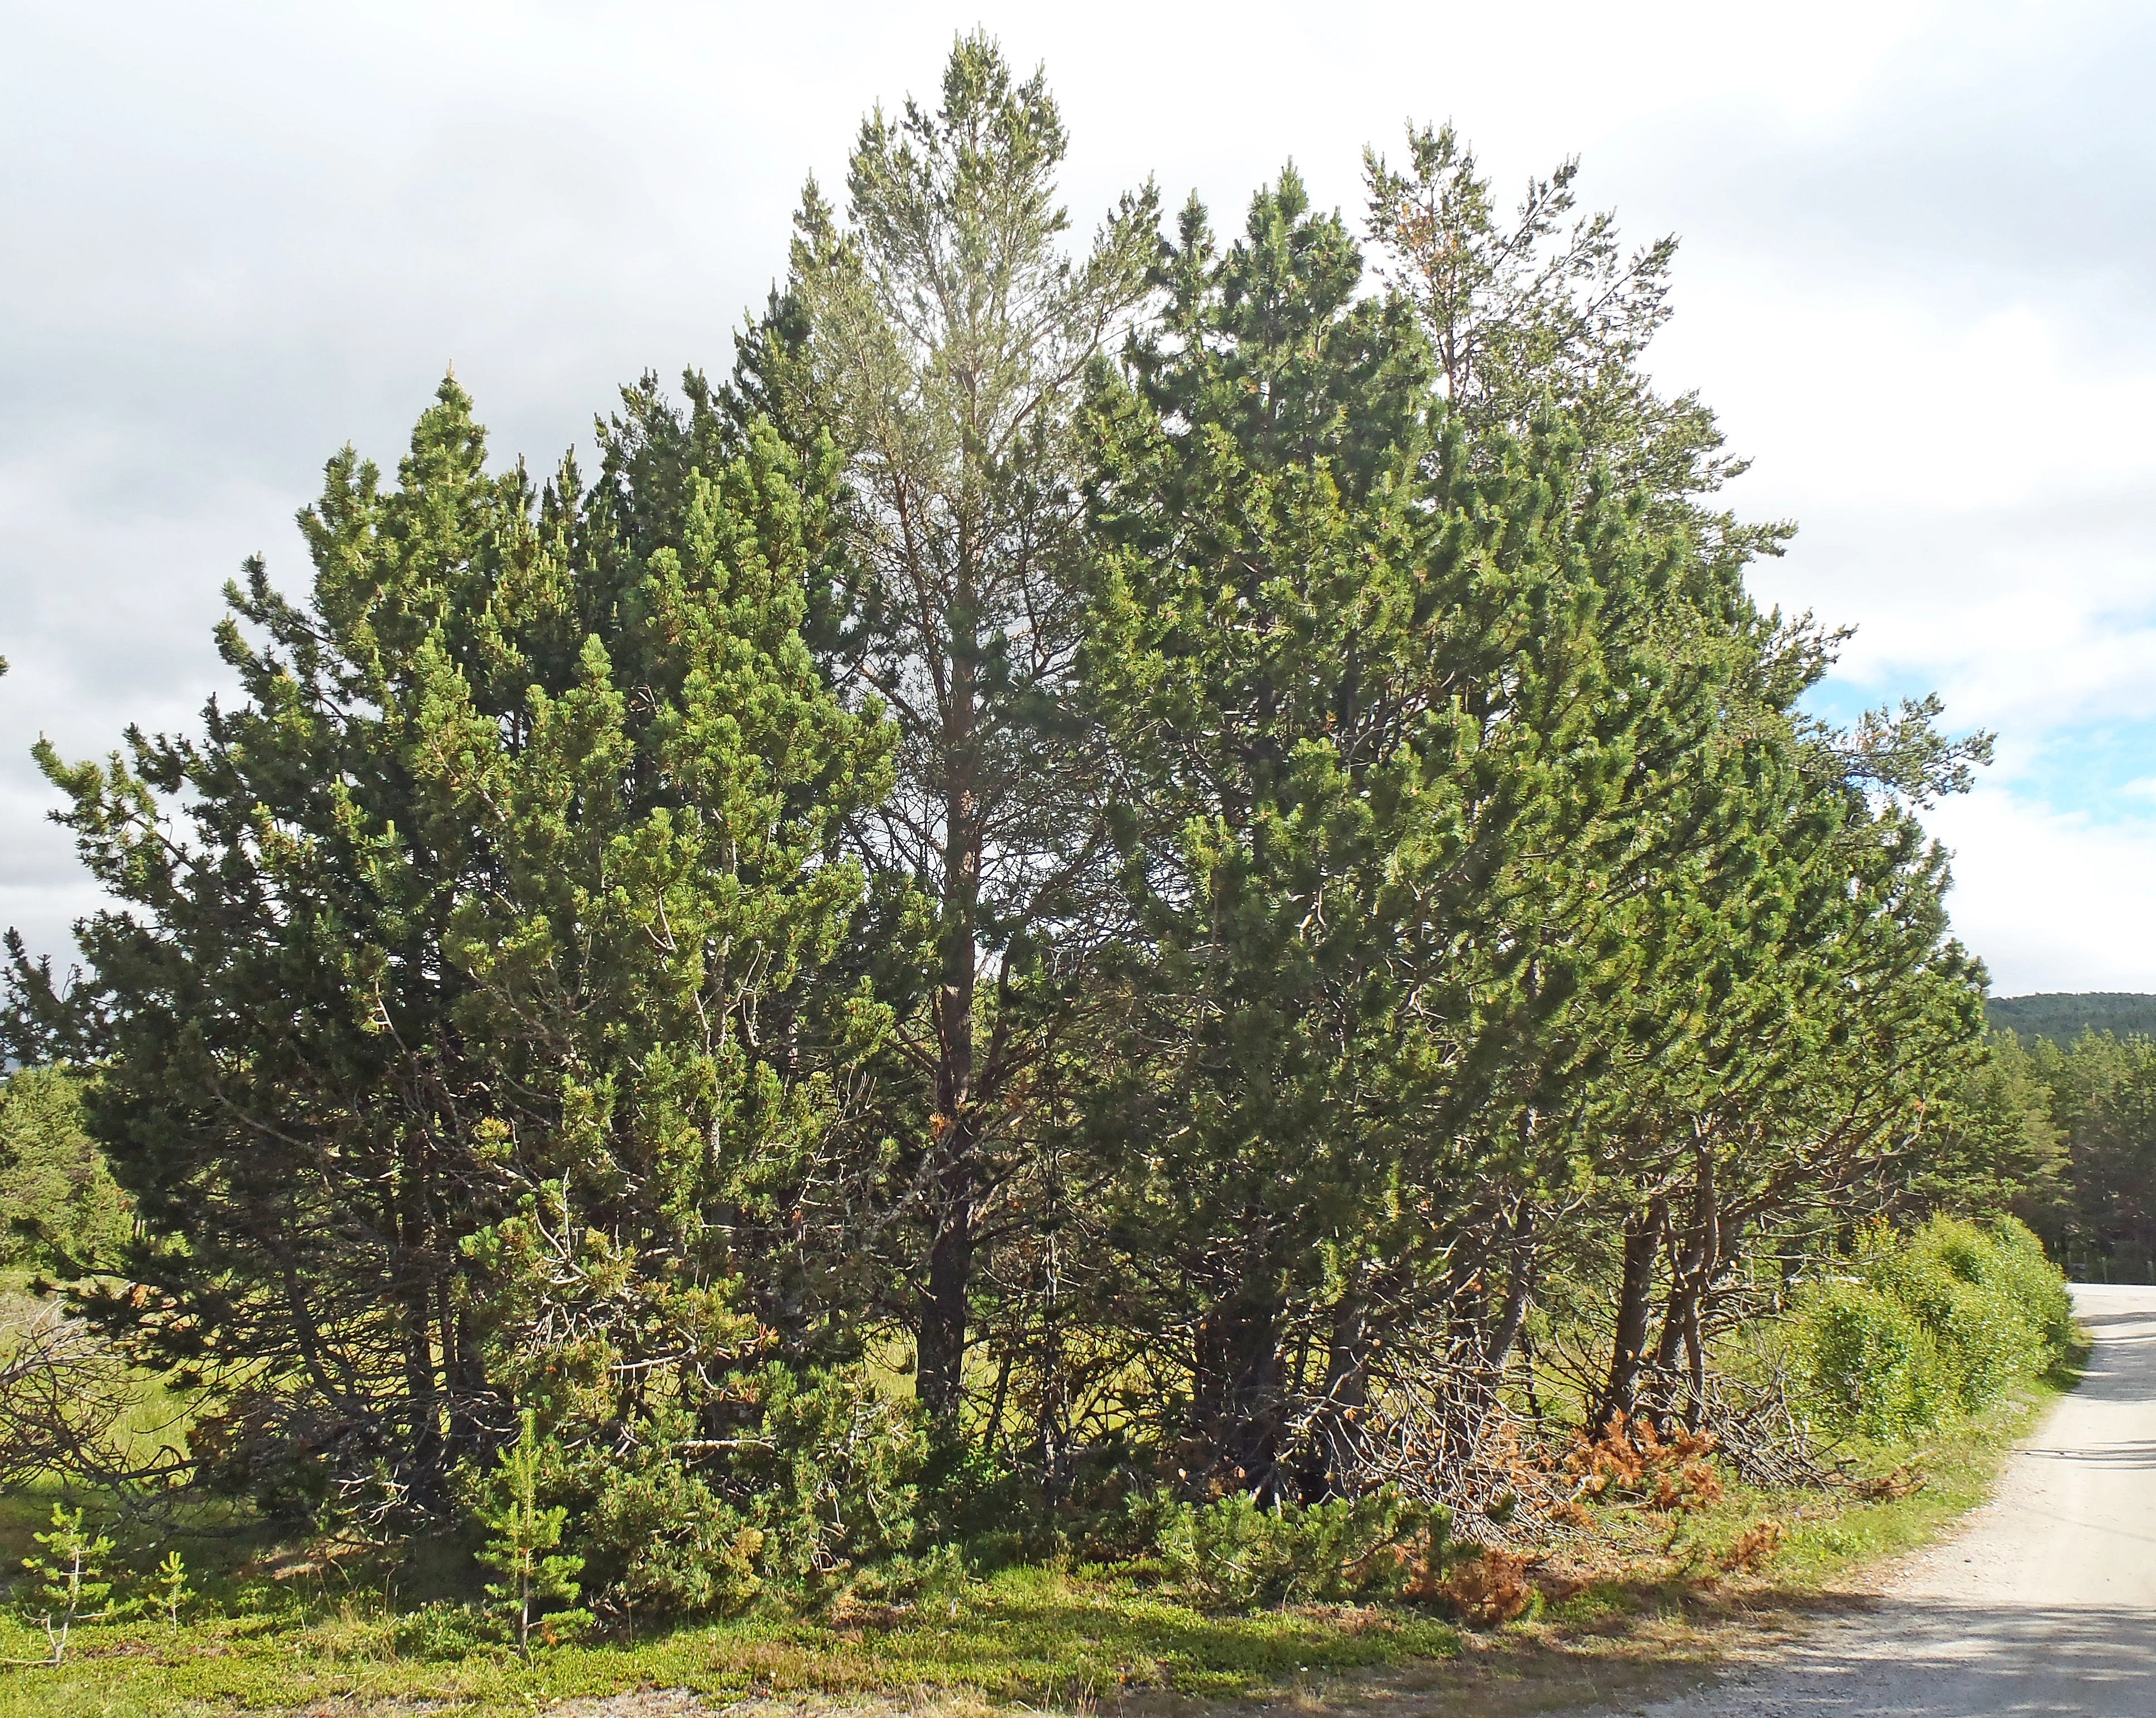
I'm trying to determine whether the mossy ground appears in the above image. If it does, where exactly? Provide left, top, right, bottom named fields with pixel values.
left=0, top=1359, right=2076, bottom=1718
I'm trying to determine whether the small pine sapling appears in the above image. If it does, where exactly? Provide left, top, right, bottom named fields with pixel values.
left=475, top=1409, right=589, bottom=1658
left=14, top=1504, right=116, bottom=1665
left=149, top=1549, right=194, bottom=1626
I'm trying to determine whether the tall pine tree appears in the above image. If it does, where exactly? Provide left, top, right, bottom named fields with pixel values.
left=740, top=34, right=1158, bottom=1424
left=1075, top=174, right=1732, bottom=1497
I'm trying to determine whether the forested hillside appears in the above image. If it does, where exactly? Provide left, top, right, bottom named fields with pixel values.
left=1988, top=992, right=2156, bottom=1042
left=0, top=35, right=2073, bottom=1673
left=1957, top=1027, right=2156, bottom=1281
left=1967, top=995, right=2156, bottom=1279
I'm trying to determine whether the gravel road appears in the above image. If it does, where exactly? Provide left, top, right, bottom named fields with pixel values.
left=1612, top=1282, right=2156, bottom=1716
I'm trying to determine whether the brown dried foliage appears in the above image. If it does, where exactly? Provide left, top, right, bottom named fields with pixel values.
left=1716, top=1517, right=1786, bottom=1573
left=1852, top=1464, right=1926, bottom=1502
left=1565, top=1411, right=1725, bottom=1514
left=1426, top=1547, right=1538, bottom=1627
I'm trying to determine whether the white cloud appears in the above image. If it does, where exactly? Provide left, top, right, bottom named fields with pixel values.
left=2, top=0, right=2152, bottom=993
left=1928, top=786, right=2156, bottom=994
left=1685, top=299, right=2156, bottom=513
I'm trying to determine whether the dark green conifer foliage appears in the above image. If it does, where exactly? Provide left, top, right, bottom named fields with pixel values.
left=1916, top=1029, right=2068, bottom=1221
left=1075, top=173, right=1740, bottom=1495
left=2027, top=1031, right=2156, bottom=1273
left=6, top=378, right=892, bottom=1519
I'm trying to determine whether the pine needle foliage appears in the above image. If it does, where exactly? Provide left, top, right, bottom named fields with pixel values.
left=15, top=1504, right=116, bottom=1665
left=473, top=1409, right=589, bottom=1657
left=741, top=32, right=1162, bottom=1425
left=147, top=1549, right=192, bottom=1628
left=5, top=376, right=895, bottom=1525
left=0, top=33, right=2015, bottom=1616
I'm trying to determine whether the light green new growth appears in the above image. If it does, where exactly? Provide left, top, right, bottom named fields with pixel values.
left=149, top=1549, right=192, bottom=1627
left=16, top=1503, right=115, bottom=1665
left=475, top=1409, right=590, bottom=1659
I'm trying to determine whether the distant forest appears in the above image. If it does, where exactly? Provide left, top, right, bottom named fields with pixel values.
left=1988, top=993, right=2156, bottom=1042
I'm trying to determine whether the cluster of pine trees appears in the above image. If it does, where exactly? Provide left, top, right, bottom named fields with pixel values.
left=1, top=38, right=2016, bottom=1609
left=1957, top=1023, right=2156, bottom=1277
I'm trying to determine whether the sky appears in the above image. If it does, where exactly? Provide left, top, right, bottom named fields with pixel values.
left=2, top=0, right=2150, bottom=997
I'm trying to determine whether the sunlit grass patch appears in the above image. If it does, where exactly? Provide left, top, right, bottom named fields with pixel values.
left=0, top=1565, right=1462, bottom=1718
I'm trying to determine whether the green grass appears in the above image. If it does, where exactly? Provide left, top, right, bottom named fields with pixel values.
left=0, top=1562, right=1460, bottom=1717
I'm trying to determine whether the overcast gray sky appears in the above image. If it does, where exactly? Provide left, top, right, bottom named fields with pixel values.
left=3, top=0, right=2150, bottom=995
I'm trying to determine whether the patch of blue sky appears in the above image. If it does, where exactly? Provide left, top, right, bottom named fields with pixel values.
left=1800, top=673, right=1901, bottom=734
left=1804, top=672, right=2156, bottom=829
left=1999, top=717, right=2156, bottom=826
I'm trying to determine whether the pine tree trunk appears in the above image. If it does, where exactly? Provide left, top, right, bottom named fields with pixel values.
left=1193, top=1293, right=1284, bottom=1497
left=918, top=1164, right=973, bottom=1424
left=1645, top=1155, right=1718, bottom=1430
left=918, top=609, right=981, bottom=1428
left=1683, top=1154, right=1718, bottom=1428
left=1310, top=1293, right=1369, bottom=1499
left=397, top=1128, right=444, bottom=1490
left=1599, top=1195, right=1667, bottom=1427
left=1486, top=1205, right=1537, bottom=1371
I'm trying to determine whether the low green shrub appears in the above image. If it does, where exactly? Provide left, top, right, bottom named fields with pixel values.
left=1864, top=1239, right=2032, bottom=1413
left=552, top=1362, right=926, bottom=1621
left=1794, top=1215, right=2073, bottom=1438
left=389, top=1601, right=496, bottom=1662
left=1798, top=1277, right=1947, bottom=1438
left=1149, top=1488, right=1450, bottom=1609
left=1947, top=1217, right=2077, bottom=1362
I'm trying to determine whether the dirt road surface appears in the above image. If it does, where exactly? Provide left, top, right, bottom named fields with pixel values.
left=1606, top=1282, right=2156, bottom=1716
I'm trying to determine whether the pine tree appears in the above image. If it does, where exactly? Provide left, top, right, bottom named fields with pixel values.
left=1363, top=122, right=1786, bottom=569
left=741, top=32, right=1158, bottom=1426
left=475, top=1409, right=589, bottom=1657
left=1076, top=171, right=1727, bottom=1495
left=16, top=1503, right=115, bottom=1664
left=148, top=1549, right=192, bottom=1627
left=1357, top=121, right=1997, bottom=1440
left=5, top=378, right=893, bottom=1518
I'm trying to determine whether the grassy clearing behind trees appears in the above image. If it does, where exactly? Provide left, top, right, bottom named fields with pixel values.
left=0, top=27, right=2068, bottom=1704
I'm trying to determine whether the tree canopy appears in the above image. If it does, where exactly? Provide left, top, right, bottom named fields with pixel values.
left=1, top=33, right=2012, bottom=1612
